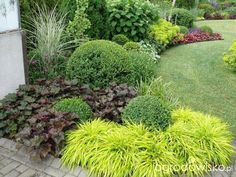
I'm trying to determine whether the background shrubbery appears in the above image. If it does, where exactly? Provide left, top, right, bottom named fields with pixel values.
left=108, top=0, right=159, bottom=41
left=171, top=8, right=195, bottom=28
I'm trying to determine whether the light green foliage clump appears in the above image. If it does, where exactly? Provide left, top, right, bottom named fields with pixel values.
left=61, top=109, right=234, bottom=177
left=200, top=25, right=213, bottom=34
left=108, top=0, right=159, bottom=41
left=54, top=98, right=92, bottom=121
left=61, top=120, right=178, bottom=176
left=149, top=19, right=180, bottom=46
left=171, top=8, right=195, bottom=28
left=123, top=42, right=142, bottom=51
left=138, top=77, right=179, bottom=109
left=122, top=95, right=172, bottom=130
left=112, top=34, right=129, bottom=46
left=171, top=109, right=234, bottom=172
left=224, top=41, right=236, bottom=69
left=66, top=0, right=91, bottom=40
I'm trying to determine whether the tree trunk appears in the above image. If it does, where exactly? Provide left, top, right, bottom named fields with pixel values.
left=168, top=0, right=176, bottom=21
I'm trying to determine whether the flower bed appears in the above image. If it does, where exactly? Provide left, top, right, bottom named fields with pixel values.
left=175, top=32, right=222, bottom=44
left=0, top=78, right=136, bottom=159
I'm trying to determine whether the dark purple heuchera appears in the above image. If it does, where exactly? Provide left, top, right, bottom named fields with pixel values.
left=85, top=83, right=137, bottom=123
left=16, top=111, right=79, bottom=160
left=0, top=77, right=137, bottom=159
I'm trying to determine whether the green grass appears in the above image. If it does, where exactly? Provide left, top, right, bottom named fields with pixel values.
left=157, top=20, right=236, bottom=135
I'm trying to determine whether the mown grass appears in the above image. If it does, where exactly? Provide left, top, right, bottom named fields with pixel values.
left=157, top=20, right=236, bottom=135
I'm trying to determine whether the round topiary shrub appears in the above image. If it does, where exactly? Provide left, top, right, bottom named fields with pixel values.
left=122, top=95, right=172, bottom=130
left=123, top=42, right=141, bottom=51
left=66, top=40, right=133, bottom=88
left=112, top=34, right=129, bottom=46
left=54, top=98, right=92, bottom=122
left=200, top=25, right=213, bottom=34
left=179, top=25, right=189, bottom=34
left=170, top=8, right=194, bottom=28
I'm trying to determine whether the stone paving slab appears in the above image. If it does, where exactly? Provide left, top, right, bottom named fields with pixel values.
left=0, top=138, right=88, bottom=177
left=0, top=138, right=235, bottom=177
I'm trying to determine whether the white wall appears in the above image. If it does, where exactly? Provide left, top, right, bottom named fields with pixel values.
left=0, top=0, right=20, bottom=33
left=0, top=31, right=26, bottom=99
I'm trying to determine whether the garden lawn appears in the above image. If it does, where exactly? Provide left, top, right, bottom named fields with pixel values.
left=157, top=20, right=236, bottom=135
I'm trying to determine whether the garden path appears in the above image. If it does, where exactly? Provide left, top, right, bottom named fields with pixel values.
left=0, top=138, right=88, bottom=177
left=0, top=138, right=235, bottom=177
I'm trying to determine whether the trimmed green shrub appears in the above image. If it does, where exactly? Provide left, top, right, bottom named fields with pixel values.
left=179, top=25, right=189, bottom=34
left=67, top=40, right=138, bottom=88
left=112, top=34, right=129, bottom=46
left=223, top=41, right=236, bottom=69
left=122, top=96, right=172, bottom=130
left=54, top=98, right=92, bottom=122
left=137, top=77, right=179, bottom=109
left=85, top=0, right=109, bottom=39
left=149, top=19, right=180, bottom=46
left=198, top=3, right=215, bottom=13
left=128, top=51, right=157, bottom=82
left=170, top=8, right=194, bottom=28
left=61, top=111, right=234, bottom=177
left=123, top=42, right=141, bottom=51
left=200, top=25, right=213, bottom=34
left=108, top=0, right=159, bottom=41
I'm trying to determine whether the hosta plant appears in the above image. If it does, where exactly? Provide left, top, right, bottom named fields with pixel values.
left=108, top=0, right=159, bottom=41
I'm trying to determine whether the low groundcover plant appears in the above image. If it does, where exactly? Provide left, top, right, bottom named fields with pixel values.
left=61, top=109, right=234, bottom=177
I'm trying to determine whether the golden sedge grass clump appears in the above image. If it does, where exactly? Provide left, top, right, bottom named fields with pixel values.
left=61, top=109, right=235, bottom=177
